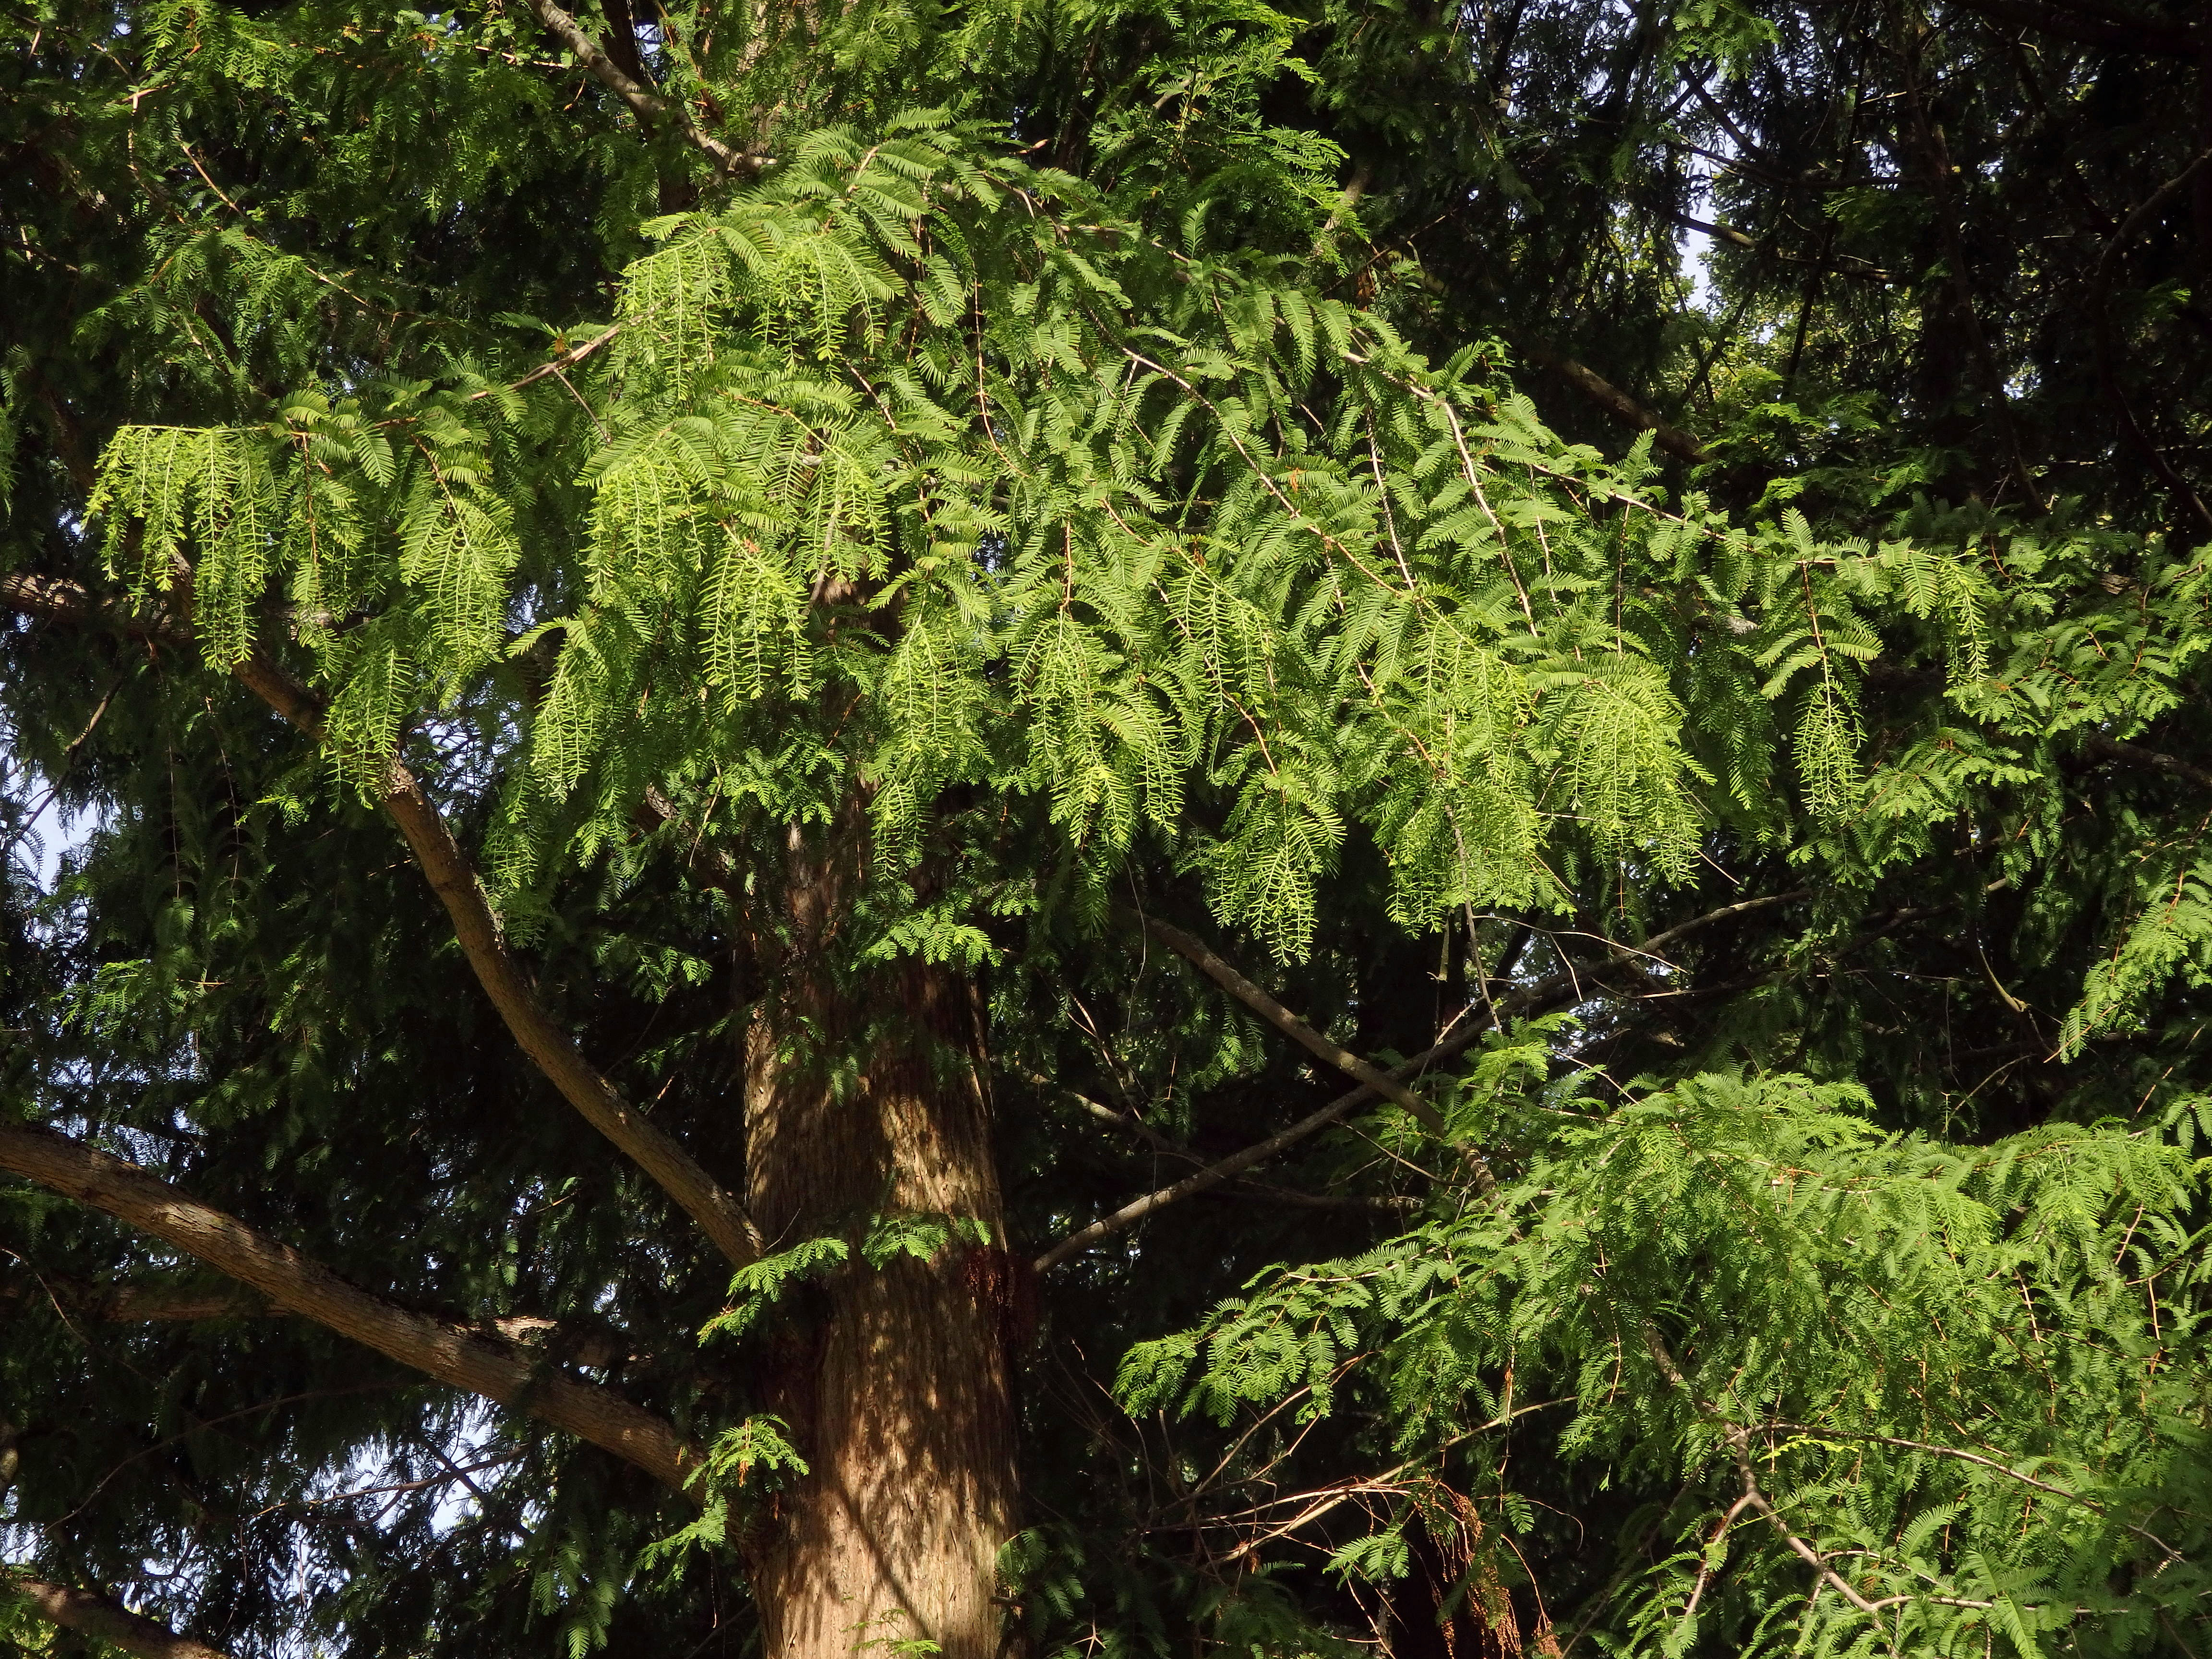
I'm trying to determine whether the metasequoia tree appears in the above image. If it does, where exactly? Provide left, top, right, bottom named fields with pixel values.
left=2, top=1, right=2208, bottom=1657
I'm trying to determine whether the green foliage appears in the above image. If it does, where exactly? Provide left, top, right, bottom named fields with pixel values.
left=84, top=119, right=2038, bottom=973
left=702, top=1236, right=853, bottom=1344
left=1123, top=1066, right=2210, bottom=1653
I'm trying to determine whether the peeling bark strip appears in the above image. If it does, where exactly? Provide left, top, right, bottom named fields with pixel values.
left=4, top=1575, right=233, bottom=1659
left=0, top=569, right=763, bottom=1272
left=0, top=1123, right=698, bottom=1494
left=744, top=825, right=1016, bottom=1659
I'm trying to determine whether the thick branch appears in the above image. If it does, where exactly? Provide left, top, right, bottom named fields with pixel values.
left=0, top=569, right=761, bottom=1270
left=522, top=0, right=767, bottom=175
left=3, top=1575, right=231, bottom=1659
left=0, top=571, right=185, bottom=644
left=0, top=1121, right=697, bottom=1494
left=1136, top=914, right=1451, bottom=1135
left=1516, top=340, right=1709, bottom=464
left=2082, top=733, right=2212, bottom=791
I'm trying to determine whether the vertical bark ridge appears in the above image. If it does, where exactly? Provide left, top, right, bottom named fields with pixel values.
left=743, top=824, right=1017, bottom=1659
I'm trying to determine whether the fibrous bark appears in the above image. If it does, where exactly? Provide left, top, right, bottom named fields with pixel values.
left=3, top=1575, right=234, bottom=1659
left=741, top=822, right=1017, bottom=1659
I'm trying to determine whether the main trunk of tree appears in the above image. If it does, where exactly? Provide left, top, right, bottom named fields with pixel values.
left=743, top=823, right=1017, bottom=1659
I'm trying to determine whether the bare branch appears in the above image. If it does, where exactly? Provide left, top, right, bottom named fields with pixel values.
left=2082, top=734, right=2212, bottom=792
left=1515, top=340, right=1709, bottom=464
left=1034, top=1018, right=1491, bottom=1272
left=0, top=1121, right=698, bottom=1493
left=0, top=568, right=762, bottom=1270
left=3, top=1574, right=232, bottom=1659
left=1135, top=914, right=1453, bottom=1137
left=521, top=0, right=769, bottom=176
left=469, top=324, right=622, bottom=402
left=1659, top=209, right=1900, bottom=284
left=1497, top=888, right=1815, bottom=1018
left=1045, top=890, right=1814, bottom=1269
left=1762, top=1420, right=2183, bottom=1563
left=0, top=571, right=185, bottom=645
left=1038, top=1075, right=1416, bottom=1211
left=0, top=1273, right=641, bottom=1368
left=1638, top=1323, right=1886, bottom=1616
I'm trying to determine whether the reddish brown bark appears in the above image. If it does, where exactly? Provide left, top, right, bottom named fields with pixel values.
left=4, top=1575, right=234, bottom=1659
left=742, top=823, right=1017, bottom=1659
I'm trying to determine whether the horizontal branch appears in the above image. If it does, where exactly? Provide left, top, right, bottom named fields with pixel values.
left=0, top=567, right=761, bottom=1271
left=0, top=1272, right=640, bottom=1368
left=0, top=1121, right=697, bottom=1493
left=3, top=1574, right=231, bottom=1659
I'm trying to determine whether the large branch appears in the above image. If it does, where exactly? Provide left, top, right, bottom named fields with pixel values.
left=0, top=1121, right=698, bottom=1495
left=1136, top=915, right=1452, bottom=1135
left=0, top=569, right=185, bottom=643
left=0, top=1271, right=639, bottom=1367
left=0, top=570, right=761, bottom=1271
left=3, top=1575, right=231, bottom=1659
left=522, top=0, right=768, bottom=176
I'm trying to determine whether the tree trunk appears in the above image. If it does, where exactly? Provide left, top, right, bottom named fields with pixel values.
left=743, top=822, right=1017, bottom=1659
